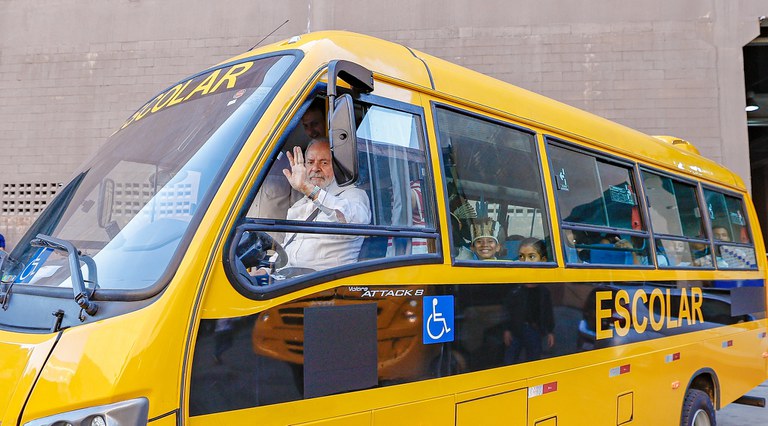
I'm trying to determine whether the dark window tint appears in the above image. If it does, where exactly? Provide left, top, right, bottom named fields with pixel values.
left=435, top=107, right=551, bottom=263
left=549, top=144, right=649, bottom=266
left=642, top=172, right=703, bottom=238
left=703, top=189, right=757, bottom=269
left=550, top=147, right=641, bottom=231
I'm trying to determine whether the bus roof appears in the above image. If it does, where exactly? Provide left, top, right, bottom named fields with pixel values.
left=239, top=31, right=743, bottom=190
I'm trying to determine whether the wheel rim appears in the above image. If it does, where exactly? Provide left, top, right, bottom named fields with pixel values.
left=692, top=408, right=712, bottom=426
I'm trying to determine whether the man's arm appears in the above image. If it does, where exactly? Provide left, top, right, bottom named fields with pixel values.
left=312, top=187, right=371, bottom=225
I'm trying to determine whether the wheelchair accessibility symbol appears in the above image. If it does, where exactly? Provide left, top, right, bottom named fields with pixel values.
left=423, top=295, right=454, bottom=344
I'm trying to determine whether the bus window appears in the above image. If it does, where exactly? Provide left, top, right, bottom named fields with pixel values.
left=703, top=188, right=757, bottom=269
left=237, top=96, right=437, bottom=285
left=641, top=171, right=714, bottom=268
left=548, top=143, right=649, bottom=266
left=434, top=107, right=551, bottom=263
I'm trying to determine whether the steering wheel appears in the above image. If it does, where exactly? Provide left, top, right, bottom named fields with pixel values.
left=235, top=231, right=288, bottom=271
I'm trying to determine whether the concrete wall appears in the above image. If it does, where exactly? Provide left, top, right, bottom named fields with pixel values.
left=1, top=0, right=766, bottom=247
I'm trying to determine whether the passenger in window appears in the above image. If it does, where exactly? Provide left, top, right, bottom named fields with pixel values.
left=385, top=180, right=430, bottom=256
left=457, top=218, right=502, bottom=260
left=503, top=239, right=554, bottom=363
left=634, top=239, right=669, bottom=267
left=517, top=237, right=548, bottom=262
left=449, top=191, right=477, bottom=256
left=712, top=225, right=731, bottom=241
left=688, top=238, right=726, bottom=268
left=562, top=229, right=582, bottom=263
left=300, top=98, right=326, bottom=140
left=255, top=139, right=371, bottom=277
left=248, top=100, right=326, bottom=221
left=712, top=224, right=751, bottom=268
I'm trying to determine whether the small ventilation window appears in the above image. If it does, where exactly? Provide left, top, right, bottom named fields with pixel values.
left=1, top=182, right=62, bottom=215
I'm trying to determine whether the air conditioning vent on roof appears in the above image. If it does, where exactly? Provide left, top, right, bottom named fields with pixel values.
left=652, top=135, right=701, bottom=155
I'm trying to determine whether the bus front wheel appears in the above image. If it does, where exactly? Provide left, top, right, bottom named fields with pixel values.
left=680, top=388, right=716, bottom=426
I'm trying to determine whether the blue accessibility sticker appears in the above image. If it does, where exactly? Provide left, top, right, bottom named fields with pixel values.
left=423, top=295, right=454, bottom=344
left=17, top=247, right=53, bottom=284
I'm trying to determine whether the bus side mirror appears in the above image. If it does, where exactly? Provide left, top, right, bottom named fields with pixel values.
left=327, top=60, right=374, bottom=187
left=97, top=178, right=115, bottom=228
left=329, top=94, right=358, bottom=186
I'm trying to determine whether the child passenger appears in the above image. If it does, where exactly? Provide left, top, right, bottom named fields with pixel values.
left=503, top=237, right=555, bottom=364
left=469, top=218, right=502, bottom=260
left=456, top=218, right=502, bottom=260
left=517, top=237, right=548, bottom=262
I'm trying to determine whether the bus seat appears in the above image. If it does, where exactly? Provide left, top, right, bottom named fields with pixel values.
left=502, top=235, right=525, bottom=260
left=564, top=246, right=581, bottom=263
left=358, top=236, right=389, bottom=261
left=503, top=240, right=521, bottom=260
left=588, top=244, right=633, bottom=265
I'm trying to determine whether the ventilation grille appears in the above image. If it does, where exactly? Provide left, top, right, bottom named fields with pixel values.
left=1, top=182, right=62, bottom=215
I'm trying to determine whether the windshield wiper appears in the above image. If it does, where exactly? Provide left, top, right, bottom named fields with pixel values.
left=0, top=251, right=22, bottom=310
left=31, top=234, right=98, bottom=317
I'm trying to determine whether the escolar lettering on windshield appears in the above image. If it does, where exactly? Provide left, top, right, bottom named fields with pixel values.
left=595, top=287, right=704, bottom=339
left=120, top=61, right=254, bottom=130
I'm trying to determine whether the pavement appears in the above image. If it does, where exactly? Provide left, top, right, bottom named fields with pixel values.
left=718, top=381, right=768, bottom=425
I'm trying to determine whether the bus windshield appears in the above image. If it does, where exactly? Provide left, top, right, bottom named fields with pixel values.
left=2, top=54, right=295, bottom=292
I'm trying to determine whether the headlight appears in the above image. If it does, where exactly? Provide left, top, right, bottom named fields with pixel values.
left=23, top=398, right=148, bottom=426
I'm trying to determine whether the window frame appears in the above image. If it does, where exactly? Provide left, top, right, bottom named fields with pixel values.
left=431, top=102, right=556, bottom=268
left=700, top=183, right=758, bottom=271
left=545, top=136, right=653, bottom=269
left=636, top=166, right=715, bottom=270
left=226, top=91, right=442, bottom=300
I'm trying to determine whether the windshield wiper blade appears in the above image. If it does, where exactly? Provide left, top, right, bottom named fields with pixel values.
left=31, top=234, right=98, bottom=317
left=0, top=252, right=22, bottom=310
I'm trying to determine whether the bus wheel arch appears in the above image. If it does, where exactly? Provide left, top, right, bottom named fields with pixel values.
left=680, top=368, right=720, bottom=426
left=686, top=368, right=720, bottom=410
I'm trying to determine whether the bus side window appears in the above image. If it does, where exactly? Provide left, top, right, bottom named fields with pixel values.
left=641, top=171, right=712, bottom=268
left=235, top=96, right=438, bottom=284
left=702, top=188, right=757, bottom=269
left=549, top=143, right=650, bottom=266
left=434, top=107, right=552, bottom=263
left=247, top=96, right=326, bottom=222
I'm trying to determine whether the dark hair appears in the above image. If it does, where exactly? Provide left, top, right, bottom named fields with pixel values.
left=307, top=97, right=325, bottom=114
left=519, top=237, right=546, bottom=258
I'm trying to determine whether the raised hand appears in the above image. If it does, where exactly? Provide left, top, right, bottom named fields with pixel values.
left=283, top=146, right=312, bottom=195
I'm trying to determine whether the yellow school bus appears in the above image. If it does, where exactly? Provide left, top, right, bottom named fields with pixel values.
left=0, top=31, right=766, bottom=426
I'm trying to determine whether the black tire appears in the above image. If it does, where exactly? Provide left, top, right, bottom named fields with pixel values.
left=680, top=388, right=716, bottom=426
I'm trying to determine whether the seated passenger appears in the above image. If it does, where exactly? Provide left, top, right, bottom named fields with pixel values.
left=457, top=218, right=501, bottom=260
left=712, top=225, right=731, bottom=242
left=249, top=101, right=327, bottom=221
left=300, top=98, right=327, bottom=140
left=504, top=240, right=554, bottom=363
left=256, top=138, right=371, bottom=276
left=449, top=195, right=477, bottom=257
left=687, top=238, right=726, bottom=268
left=587, top=234, right=633, bottom=265
left=712, top=225, right=746, bottom=268
left=517, top=237, right=548, bottom=262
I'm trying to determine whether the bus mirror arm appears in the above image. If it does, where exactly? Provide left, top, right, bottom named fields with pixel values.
left=31, top=234, right=98, bottom=318
left=326, top=60, right=374, bottom=100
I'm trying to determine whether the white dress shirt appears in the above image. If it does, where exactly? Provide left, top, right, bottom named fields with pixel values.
left=283, top=180, right=371, bottom=271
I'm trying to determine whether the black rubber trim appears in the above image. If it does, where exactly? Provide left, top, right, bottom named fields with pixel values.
left=148, top=409, right=178, bottom=423
left=403, top=45, right=435, bottom=90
